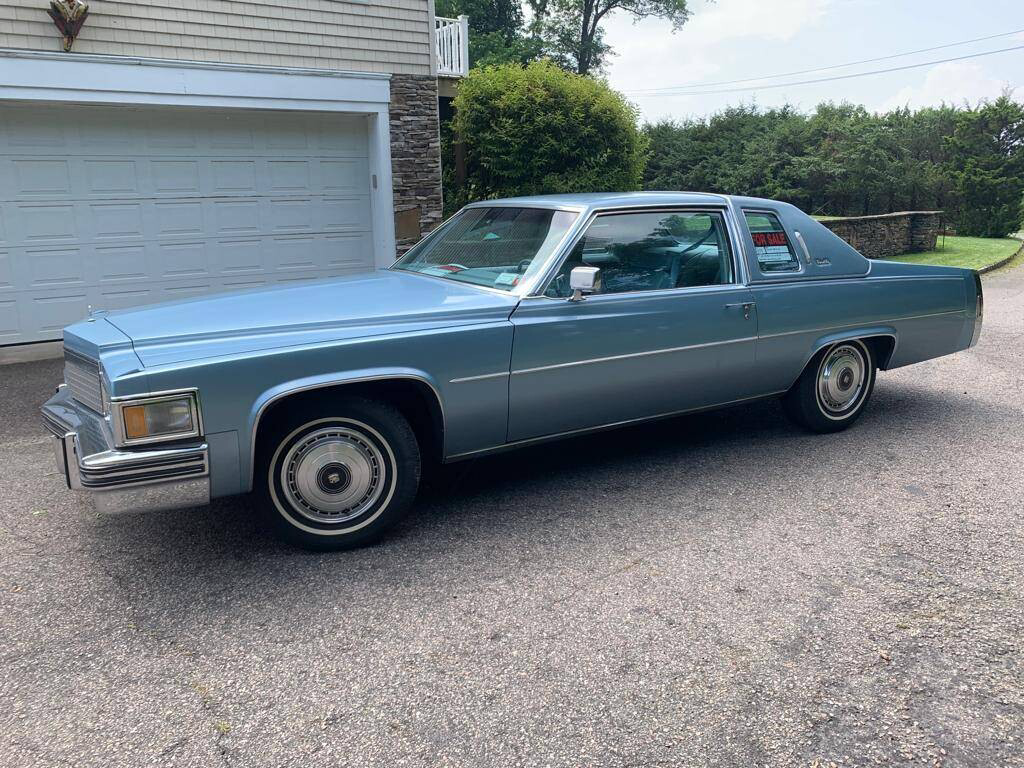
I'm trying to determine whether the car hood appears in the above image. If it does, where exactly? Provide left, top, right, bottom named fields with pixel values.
left=104, top=270, right=520, bottom=367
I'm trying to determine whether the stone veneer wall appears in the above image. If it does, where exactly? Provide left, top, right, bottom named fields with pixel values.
left=820, top=211, right=942, bottom=259
left=389, top=75, right=444, bottom=255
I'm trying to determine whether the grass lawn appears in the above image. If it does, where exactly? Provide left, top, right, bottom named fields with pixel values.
left=887, top=235, right=1022, bottom=270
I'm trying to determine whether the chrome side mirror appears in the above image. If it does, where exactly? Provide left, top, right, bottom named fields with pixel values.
left=568, top=266, right=601, bottom=302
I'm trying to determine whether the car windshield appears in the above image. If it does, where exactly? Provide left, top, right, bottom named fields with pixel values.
left=392, top=206, right=579, bottom=291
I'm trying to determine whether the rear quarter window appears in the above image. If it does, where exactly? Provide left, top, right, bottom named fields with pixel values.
left=744, top=211, right=800, bottom=273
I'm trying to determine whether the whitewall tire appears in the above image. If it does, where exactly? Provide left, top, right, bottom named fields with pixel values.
left=255, top=398, right=420, bottom=550
left=783, top=339, right=876, bottom=433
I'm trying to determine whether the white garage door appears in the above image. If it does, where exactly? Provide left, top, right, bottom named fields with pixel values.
left=0, top=103, right=375, bottom=345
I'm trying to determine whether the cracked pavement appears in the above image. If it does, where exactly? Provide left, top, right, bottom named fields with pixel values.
left=1, top=262, right=1023, bottom=767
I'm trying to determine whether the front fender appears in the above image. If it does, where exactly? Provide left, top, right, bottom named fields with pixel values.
left=244, top=366, right=444, bottom=491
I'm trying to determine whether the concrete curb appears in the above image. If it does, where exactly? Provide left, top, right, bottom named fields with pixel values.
left=978, top=238, right=1024, bottom=275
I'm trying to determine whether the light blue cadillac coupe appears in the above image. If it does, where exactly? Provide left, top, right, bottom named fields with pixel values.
left=43, top=193, right=983, bottom=548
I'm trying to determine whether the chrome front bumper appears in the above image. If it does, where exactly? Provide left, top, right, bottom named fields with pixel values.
left=41, top=386, right=210, bottom=514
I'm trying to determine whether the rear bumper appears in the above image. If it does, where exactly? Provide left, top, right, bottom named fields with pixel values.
left=41, top=386, right=210, bottom=514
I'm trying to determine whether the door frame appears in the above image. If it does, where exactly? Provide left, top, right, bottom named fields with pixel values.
left=0, top=48, right=397, bottom=269
left=525, top=203, right=753, bottom=297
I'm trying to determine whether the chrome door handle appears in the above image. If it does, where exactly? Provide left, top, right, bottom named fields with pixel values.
left=724, top=301, right=755, bottom=319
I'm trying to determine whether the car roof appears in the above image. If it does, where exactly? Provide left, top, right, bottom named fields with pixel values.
left=465, top=191, right=737, bottom=212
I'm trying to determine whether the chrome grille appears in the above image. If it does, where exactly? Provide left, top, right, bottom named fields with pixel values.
left=64, top=349, right=105, bottom=414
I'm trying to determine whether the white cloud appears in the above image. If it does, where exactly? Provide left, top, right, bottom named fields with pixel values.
left=875, top=61, right=1011, bottom=112
left=602, top=0, right=831, bottom=120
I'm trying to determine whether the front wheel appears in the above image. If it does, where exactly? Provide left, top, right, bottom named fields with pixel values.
left=783, top=339, right=876, bottom=433
left=254, top=397, right=420, bottom=550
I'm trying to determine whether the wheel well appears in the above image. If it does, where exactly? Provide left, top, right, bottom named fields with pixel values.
left=254, top=379, right=444, bottom=464
left=862, top=335, right=896, bottom=370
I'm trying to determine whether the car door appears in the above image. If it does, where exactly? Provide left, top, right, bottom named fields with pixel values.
left=507, top=208, right=759, bottom=442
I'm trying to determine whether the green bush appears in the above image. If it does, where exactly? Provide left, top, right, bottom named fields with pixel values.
left=642, top=96, right=1024, bottom=237
left=450, top=61, right=646, bottom=206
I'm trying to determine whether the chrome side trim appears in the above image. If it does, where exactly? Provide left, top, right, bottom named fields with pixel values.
left=793, top=230, right=812, bottom=265
left=511, top=336, right=757, bottom=376
left=747, top=274, right=963, bottom=287
left=449, top=371, right=510, bottom=384
left=757, top=310, right=965, bottom=340
left=445, top=390, right=787, bottom=462
left=247, top=373, right=446, bottom=491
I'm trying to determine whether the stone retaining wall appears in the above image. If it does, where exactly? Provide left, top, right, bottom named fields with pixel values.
left=820, top=211, right=942, bottom=259
left=389, top=75, right=444, bottom=255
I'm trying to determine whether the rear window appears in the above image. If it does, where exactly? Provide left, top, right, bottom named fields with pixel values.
left=744, top=211, right=799, bottom=273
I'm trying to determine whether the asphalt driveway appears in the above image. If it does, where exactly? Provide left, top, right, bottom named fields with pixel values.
left=2, top=264, right=1023, bottom=768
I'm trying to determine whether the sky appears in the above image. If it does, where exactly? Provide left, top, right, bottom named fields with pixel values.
left=601, top=0, right=1024, bottom=123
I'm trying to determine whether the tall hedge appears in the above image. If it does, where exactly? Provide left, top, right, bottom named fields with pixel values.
left=451, top=61, right=646, bottom=204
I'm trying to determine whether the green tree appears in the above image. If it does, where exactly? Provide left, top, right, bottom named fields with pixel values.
left=451, top=61, right=647, bottom=203
left=534, top=0, right=691, bottom=74
left=436, top=0, right=540, bottom=67
left=946, top=95, right=1024, bottom=237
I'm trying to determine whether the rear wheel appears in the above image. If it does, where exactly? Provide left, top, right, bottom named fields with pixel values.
left=783, top=339, right=876, bottom=433
left=255, top=397, right=420, bottom=550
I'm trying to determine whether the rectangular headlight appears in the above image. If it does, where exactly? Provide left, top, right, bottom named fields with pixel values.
left=116, top=392, right=200, bottom=444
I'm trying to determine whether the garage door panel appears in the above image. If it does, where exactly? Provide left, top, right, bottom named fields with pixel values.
left=313, top=116, right=369, bottom=154
left=326, top=233, right=375, bottom=272
left=221, top=278, right=269, bottom=291
left=267, top=199, right=314, bottom=234
left=153, top=201, right=206, bottom=238
left=94, top=244, right=150, bottom=283
left=146, top=113, right=201, bottom=150
left=211, top=160, right=259, bottom=195
left=84, top=159, right=141, bottom=196
left=1, top=113, right=67, bottom=150
left=271, top=236, right=323, bottom=273
left=160, top=281, right=217, bottom=301
left=266, top=160, right=313, bottom=193
left=25, top=247, right=87, bottom=288
left=218, top=239, right=265, bottom=275
left=26, top=290, right=91, bottom=335
left=151, top=160, right=202, bottom=195
left=98, top=286, right=155, bottom=311
left=11, top=159, right=73, bottom=197
left=0, top=297, right=19, bottom=342
left=18, top=206, right=79, bottom=245
left=1, top=103, right=376, bottom=344
left=213, top=201, right=262, bottom=237
left=319, top=159, right=369, bottom=193
left=77, top=111, right=149, bottom=153
left=157, top=242, right=211, bottom=279
left=0, top=249, right=12, bottom=290
left=90, top=203, right=146, bottom=241
left=322, top=197, right=373, bottom=231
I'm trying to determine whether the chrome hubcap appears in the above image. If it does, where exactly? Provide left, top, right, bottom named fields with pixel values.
left=817, top=344, right=866, bottom=415
left=280, top=427, right=386, bottom=524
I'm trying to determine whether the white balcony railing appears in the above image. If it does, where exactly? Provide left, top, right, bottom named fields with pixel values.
left=435, top=15, right=469, bottom=77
